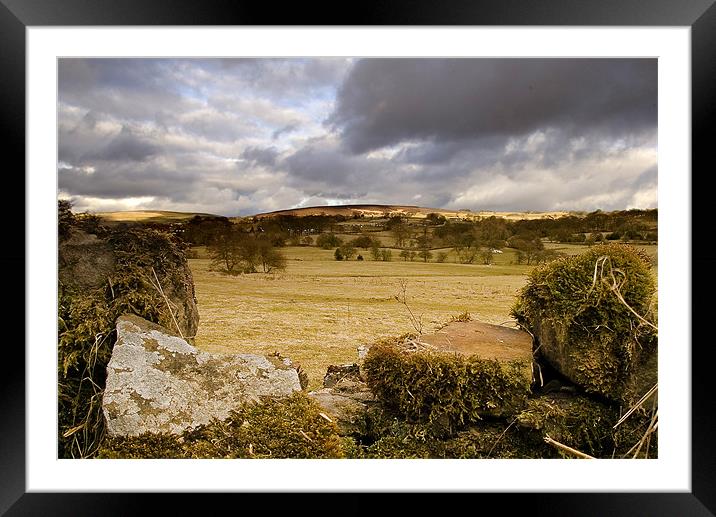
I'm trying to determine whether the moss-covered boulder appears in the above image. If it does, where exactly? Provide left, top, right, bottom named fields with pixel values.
left=59, top=228, right=199, bottom=340
left=362, top=338, right=531, bottom=435
left=512, top=244, right=657, bottom=403
left=58, top=227, right=200, bottom=458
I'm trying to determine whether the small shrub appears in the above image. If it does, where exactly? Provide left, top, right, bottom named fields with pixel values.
left=350, top=235, right=375, bottom=249
left=339, top=244, right=357, bottom=260
left=58, top=199, right=76, bottom=241
left=76, top=212, right=106, bottom=236
left=317, top=233, right=343, bottom=249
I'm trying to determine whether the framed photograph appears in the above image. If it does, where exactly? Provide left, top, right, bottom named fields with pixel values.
left=7, top=0, right=714, bottom=513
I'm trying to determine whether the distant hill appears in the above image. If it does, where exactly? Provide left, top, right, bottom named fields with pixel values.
left=249, top=204, right=574, bottom=221
left=95, top=210, right=221, bottom=224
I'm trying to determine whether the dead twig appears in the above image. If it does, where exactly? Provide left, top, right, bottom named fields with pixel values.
left=590, top=255, right=659, bottom=457
left=544, top=435, right=595, bottom=459
left=149, top=266, right=184, bottom=339
left=623, top=409, right=659, bottom=458
left=394, top=279, right=424, bottom=335
left=487, top=418, right=517, bottom=458
left=613, top=383, right=658, bottom=429
left=593, top=255, right=658, bottom=332
left=533, top=361, right=544, bottom=388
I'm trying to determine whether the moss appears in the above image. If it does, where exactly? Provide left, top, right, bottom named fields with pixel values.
left=516, top=393, right=657, bottom=458
left=517, top=394, right=617, bottom=457
left=348, top=406, right=552, bottom=459
left=98, top=392, right=345, bottom=459
left=98, top=433, right=186, bottom=459
left=58, top=228, right=193, bottom=458
left=443, top=424, right=554, bottom=459
left=362, top=341, right=531, bottom=436
left=512, top=243, right=657, bottom=402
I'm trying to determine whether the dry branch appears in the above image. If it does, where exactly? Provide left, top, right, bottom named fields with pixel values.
left=544, top=435, right=595, bottom=459
left=613, top=383, right=658, bottom=429
left=150, top=266, right=185, bottom=339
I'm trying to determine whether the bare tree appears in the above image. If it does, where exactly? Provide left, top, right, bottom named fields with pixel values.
left=257, top=239, right=287, bottom=273
left=394, top=279, right=423, bottom=335
left=208, top=228, right=243, bottom=274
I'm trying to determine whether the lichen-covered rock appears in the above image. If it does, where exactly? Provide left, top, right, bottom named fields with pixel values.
left=309, top=364, right=376, bottom=436
left=103, top=315, right=301, bottom=436
left=512, top=243, right=657, bottom=403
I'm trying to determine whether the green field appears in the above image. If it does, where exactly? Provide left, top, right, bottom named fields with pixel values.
left=191, top=243, right=657, bottom=390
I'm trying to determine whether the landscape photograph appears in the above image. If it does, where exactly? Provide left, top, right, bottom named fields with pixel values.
left=57, top=57, right=658, bottom=460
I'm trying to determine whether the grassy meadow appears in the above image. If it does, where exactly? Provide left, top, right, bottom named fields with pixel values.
left=190, top=245, right=533, bottom=389
left=189, top=241, right=656, bottom=390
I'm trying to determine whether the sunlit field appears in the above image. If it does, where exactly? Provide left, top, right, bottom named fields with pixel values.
left=191, top=243, right=657, bottom=389
left=191, top=246, right=531, bottom=389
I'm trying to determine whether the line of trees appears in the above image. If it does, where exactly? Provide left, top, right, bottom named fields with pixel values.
left=207, top=228, right=286, bottom=275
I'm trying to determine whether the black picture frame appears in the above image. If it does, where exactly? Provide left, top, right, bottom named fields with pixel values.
left=4, top=0, right=713, bottom=514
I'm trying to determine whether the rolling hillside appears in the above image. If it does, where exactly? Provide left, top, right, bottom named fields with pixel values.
left=95, top=210, right=220, bottom=224
left=249, top=204, right=574, bottom=221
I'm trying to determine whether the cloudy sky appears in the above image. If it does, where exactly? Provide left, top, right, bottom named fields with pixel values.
left=58, top=58, right=657, bottom=216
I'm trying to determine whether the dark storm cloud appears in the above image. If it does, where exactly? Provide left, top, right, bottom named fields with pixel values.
left=283, top=139, right=386, bottom=186
left=280, top=139, right=466, bottom=208
left=58, top=161, right=198, bottom=200
left=85, top=126, right=158, bottom=162
left=240, top=146, right=279, bottom=168
left=330, top=59, right=656, bottom=155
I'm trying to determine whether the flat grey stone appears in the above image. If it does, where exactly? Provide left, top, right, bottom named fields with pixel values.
left=103, top=314, right=301, bottom=436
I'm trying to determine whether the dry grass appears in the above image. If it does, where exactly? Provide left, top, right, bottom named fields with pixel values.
left=190, top=246, right=531, bottom=389
left=191, top=243, right=657, bottom=390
